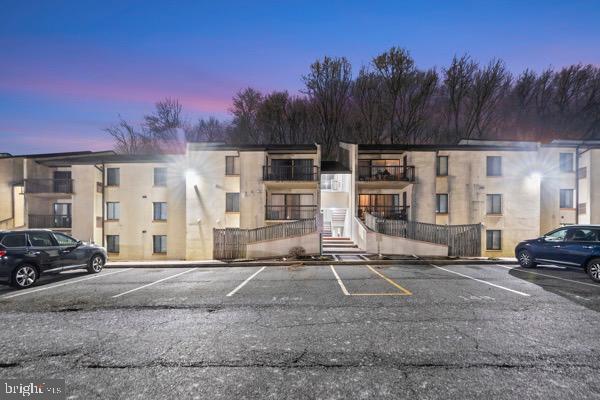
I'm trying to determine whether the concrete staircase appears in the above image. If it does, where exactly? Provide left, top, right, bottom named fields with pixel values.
left=322, top=236, right=363, bottom=255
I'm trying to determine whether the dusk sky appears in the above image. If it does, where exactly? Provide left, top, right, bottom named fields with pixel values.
left=1, top=0, right=599, bottom=154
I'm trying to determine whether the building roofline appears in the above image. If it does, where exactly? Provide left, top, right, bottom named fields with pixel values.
left=2, top=150, right=114, bottom=159
left=187, top=142, right=318, bottom=152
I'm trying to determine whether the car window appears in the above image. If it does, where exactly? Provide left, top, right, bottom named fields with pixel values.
left=53, top=233, right=78, bottom=246
left=28, top=232, right=56, bottom=247
left=565, top=228, right=597, bottom=242
left=0, top=233, right=28, bottom=248
left=544, top=228, right=568, bottom=242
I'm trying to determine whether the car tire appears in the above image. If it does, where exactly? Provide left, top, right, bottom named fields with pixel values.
left=87, top=254, right=104, bottom=274
left=586, top=258, right=600, bottom=283
left=518, top=249, right=537, bottom=268
left=11, top=264, right=39, bottom=289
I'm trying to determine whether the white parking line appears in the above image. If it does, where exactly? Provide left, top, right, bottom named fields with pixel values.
left=329, top=265, right=350, bottom=295
left=112, top=268, right=198, bottom=298
left=226, top=266, right=266, bottom=297
left=495, top=264, right=600, bottom=288
left=1, top=268, right=134, bottom=299
left=430, top=264, right=530, bottom=297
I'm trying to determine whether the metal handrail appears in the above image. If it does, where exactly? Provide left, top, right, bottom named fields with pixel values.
left=263, top=165, right=319, bottom=181
left=358, top=166, right=415, bottom=182
left=24, top=179, right=73, bottom=194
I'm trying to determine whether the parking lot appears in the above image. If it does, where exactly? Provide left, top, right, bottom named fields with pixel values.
left=0, top=262, right=599, bottom=399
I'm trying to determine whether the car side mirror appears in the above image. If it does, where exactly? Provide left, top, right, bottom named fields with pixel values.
left=76, top=240, right=83, bottom=247
left=538, top=237, right=546, bottom=242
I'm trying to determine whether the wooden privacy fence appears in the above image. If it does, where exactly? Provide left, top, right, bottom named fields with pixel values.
left=213, top=218, right=317, bottom=260
left=364, top=213, right=482, bottom=257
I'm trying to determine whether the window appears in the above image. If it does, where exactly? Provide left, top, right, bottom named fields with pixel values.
left=486, top=194, right=502, bottom=214
left=106, top=202, right=120, bottom=220
left=226, top=193, right=240, bottom=212
left=53, top=203, right=71, bottom=215
left=154, top=167, right=167, bottom=186
left=53, top=233, right=77, bottom=247
left=153, top=235, right=167, bottom=254
left=106, top=168, right=120, bottom=186
left=544, top=228, right=568, bottom=242
left=107, top=235, right=119, bottom=253
left=28, top=232, right=55, bottom=247
left=486, top=156, right=502, bottom=176
left=559, top=153, right=574, bottom=172
left=268, top=193, right=315, bottom=219
left=564, top=228, right=597, bottom=242
left=578, top=167, right=587, bottom=179
left=559, top=189, right=574, bottom=208
left=153, top=202, right=168, bottom=220
left=486, top=230, right=502, bottom=250
left=436, top=156, right=448, bottom=176
left=436, top=194, right=448, bottom=214
left=1, top=233, right=27, bottom=247
left=225, top=156, right=240, bottom=175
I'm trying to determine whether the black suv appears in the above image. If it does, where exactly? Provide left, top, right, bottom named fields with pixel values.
left=0, top=230, right=108, bottom=289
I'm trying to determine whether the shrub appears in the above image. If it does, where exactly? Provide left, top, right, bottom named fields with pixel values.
left=288, top=246, right=306, bottom=258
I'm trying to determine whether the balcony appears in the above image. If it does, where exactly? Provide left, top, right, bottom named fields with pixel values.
left=24, top=179, right=73, bottom=194
left=265, top=205, right=317, bottom=221
left=263, top=165, right=319, bottom=182
left=358, top=206, right=409, bottom=220
left=358, top=166, right=415, bottom=182
left=29, top=214, right=72, bottom=229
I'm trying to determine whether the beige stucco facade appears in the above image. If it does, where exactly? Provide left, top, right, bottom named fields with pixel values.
left=1, top=139, right=599, bottom=260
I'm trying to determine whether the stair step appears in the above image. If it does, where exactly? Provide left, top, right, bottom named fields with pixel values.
left=323, top=244, right=358, bottom=248
left=323, top=237, right=351, bottom=241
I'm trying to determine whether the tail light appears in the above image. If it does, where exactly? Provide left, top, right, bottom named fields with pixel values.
left=0, top=250, right=6, bottom=257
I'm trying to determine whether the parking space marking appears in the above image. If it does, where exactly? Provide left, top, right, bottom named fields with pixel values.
left=365, top=265, right=412, bottom=295
left=431, top=264, right=530, bottom=297
left=330, top=265, right=350, bottom=295
left=112, top=268, right=198, bottom=298
left=226, top=266, right=266, bottom=297
left=1, top=268, right=134, bottom=299
left=495, top=264, right=600, bottom=288
left=330, top=265, right=411, bottom=296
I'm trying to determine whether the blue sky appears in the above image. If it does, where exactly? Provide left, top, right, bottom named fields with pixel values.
left=1, top=0, right=599, bottom=154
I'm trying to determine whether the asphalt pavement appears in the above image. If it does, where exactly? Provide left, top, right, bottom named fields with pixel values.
left=0, top=263, right=599, bottom=399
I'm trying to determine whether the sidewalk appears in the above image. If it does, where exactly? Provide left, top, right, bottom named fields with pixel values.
left=106, top=257, right=518, bottom=268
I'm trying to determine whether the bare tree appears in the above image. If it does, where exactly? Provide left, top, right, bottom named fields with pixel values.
left=185, top=117, right=229, bottom=142
left=230, top=88, right=263, bottom=143
left=303, top=56, right=352, bottom=158
left=372, top=47, right=415, bottom=143
left=104, top=118, right=152, bottom=154
left=351, top=68, right=387, bottom=144
left=442, top=55, right=478, bottom=142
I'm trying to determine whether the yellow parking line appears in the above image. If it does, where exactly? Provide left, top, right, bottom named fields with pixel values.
left=366, top=265, right=412, bottom=295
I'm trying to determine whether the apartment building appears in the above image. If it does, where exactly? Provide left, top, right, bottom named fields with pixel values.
left=1, top=139, right=598, bottom=259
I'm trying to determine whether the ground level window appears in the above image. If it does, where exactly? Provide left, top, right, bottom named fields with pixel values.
left=153, top=235, right=167, bottom=254
left=486, top=230, right=502, bottom=250
left=107, top=235, right=119, bottom=253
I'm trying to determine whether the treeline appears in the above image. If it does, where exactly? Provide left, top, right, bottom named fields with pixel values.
left=106, top=47, right=600, bottom=158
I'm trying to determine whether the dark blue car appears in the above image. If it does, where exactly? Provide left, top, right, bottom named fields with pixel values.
left=515, top=225, right=600, bottom=282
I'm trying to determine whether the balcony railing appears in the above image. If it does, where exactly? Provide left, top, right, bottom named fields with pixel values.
left=29, top=214, right=72, bottom=229
left=24, top=179, right=73, bottom=194
left=263, top=166, right=319, bottom=181
left=358, top=206, right=409, bottom=220
left=265, top=205, right=318, bottom=220
left=358, top=166, right=415, bottom=182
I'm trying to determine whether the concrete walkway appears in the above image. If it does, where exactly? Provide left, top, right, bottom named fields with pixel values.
left=106, top=257, right=518, bottom=268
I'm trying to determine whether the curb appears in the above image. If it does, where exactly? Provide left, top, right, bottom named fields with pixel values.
left=105, top=259, right=518, bottom=268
